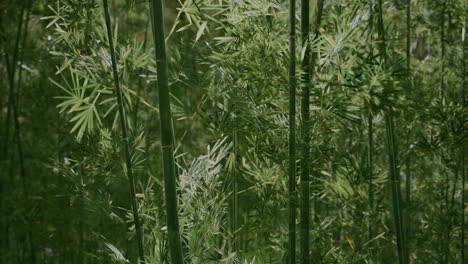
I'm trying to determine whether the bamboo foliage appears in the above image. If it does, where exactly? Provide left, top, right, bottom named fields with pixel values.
left=149, top=0, right=185, bottom=263
left=1, top=0, right=467, bottom=263
left=101, top=1, right=146, bottom=263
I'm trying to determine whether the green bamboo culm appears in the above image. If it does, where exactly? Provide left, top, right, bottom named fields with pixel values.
left=367, top=0, right=375, bottom=243
left=367, top=109, right=374, bottom=240
left=101, top=1, right=146, bottom=263
left=287, top=0, right=297, bottom=262
left=2, top=2, right=25, bottom=161
left=299, top=0, right=311, bottom=261
left=404, top=0, right=411, bottom=262
left=440, top=1, right=446, bottom=101
left=311, top=0, right=324, bottom=224
left=148, top=0, right=185, bottom=263
left=231, top=130, right=238, bottom=253
left=300, top=1, right=324, bottom=262
left=14, top=2, right=36, bottom=262
left=405, top=0, right=411, bottom=85
left=377, top=1, right=407, bottom=263
left=439, top=3, right=451, bottom=263
left=384, top=114, right=406, bottom=264
left=4, top=1, right=36, bottom=262
left=461, top=19, right=466, bottom=264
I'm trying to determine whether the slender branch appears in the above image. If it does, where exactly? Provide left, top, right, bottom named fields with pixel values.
left=101, top=1, right=146, bottom=263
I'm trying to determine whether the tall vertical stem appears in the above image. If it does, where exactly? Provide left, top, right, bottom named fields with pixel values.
left=232, top=130, right=238, bottom=253
left=300, top=0, right=324, bottom=264
left=12, top=93, right=33, bottom=262
left=148, top=0, right=184, bottom=263
left=311, top=0, right=324, bottom=225
left=299, top=0, right=311, bottom=261
left=367, top=109, right=374, bottom=240
left=367, top=0, right=375, bottom=242
left=377, top=1, right=407, bottom=263
left=406, top=0, right=411, bottom=78
left=404, top=155, right=410, bottom=261
left=102, top=1, right=146, bottom=262
left=461, top=19, right=466, bottom=264
left=15, top=3, right=35, bottom=262
left=440, top=1, right=446, bottom=101
left=3, top=2, right=35, bottom=262
left=2, top=4, right=25, bottom=160
left=404, top=0, right=411, bottom=262
left=300, top=1, right=324, bottom=262
left=440, top=2, right=451, bottom=263
left=288, top=0, right=297, bottom=262
left=384, top=114, right=406, bottom=264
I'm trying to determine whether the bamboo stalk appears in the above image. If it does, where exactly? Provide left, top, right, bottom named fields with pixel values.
left=404, top=0, right=411, bottom=262
left=232, top=131, right=238, bottom=253
left=404, top=155, right=410, bottom=261
left=11, top=74, right=34, bottom=264
left=2, top=3, right=25, bottom=160
left=288, top=0, right=297, bottom=262
left=101, top=1, right=146, bottom=263
left=461, top=19, right=466, bottom=264
left=148, top=0, right=184, bottom=263
left=461, top=146, right=465, bottom=264
left=440, top=3, right=451, bottom=263
left=440, top=1, right=446, bottom=101
left=367, top=109, right=374, bottom=240
left=384, top=115, right=407, bottom=264
left=15, top=3, right=35, bottom=262
left=377, top=1, right=407, bottom=263
left=406, top=0, right=411, bottom=78
left=311, top=0, right=324, bottom=225
left=299, top=0, right=311, bottom=261
left=3, top=2, right=36, bottom=262
left=367, top=0, right=375, bottom=242
left=300, top=1, right=324, bottom=262
left=16, top=1, right=31, bottom=108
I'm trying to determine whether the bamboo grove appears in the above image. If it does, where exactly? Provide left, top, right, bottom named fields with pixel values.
left=0, top=0, right=466, bottom=263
